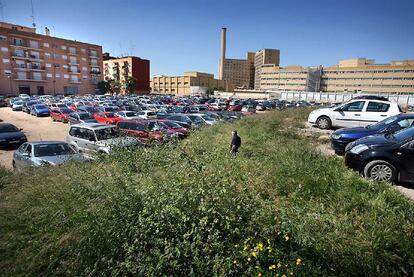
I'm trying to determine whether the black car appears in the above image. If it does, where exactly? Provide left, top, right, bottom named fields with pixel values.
left=0, top=123, right=27, bottom=147
left=0, top=97, right=8, bottom=107
left=345, top=127, right=414, bottom=183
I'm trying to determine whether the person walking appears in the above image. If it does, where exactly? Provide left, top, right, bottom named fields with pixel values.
left=230, top=130, right=241, bottom=158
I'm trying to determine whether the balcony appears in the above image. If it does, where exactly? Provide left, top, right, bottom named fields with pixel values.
left=68, top=51, right=78, bottom=56
left=14, top=77, right=46, bottom=82
left=89, top=55, right=99, bottom=59
left=69, top=79, right=81, bottom=84
left=69, top=69, right=81, bottom=74
left=90, top=70, right=101, bottom=75
left=68, top=62, right=79, bottom=66
left=10, top=42, right=43, bottom=51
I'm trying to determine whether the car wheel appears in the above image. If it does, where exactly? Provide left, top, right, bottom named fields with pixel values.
left=316, top=116, right=331, bottom=129
left=363, top=160, right=397, bottom=183
left=52, top=117, right=56, bottom=121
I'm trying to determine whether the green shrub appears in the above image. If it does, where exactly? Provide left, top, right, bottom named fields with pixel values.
left=0, top=108, right=413, bottom=276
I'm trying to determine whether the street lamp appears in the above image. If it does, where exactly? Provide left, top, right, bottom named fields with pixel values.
left=5, top=72, right=13, bottom=95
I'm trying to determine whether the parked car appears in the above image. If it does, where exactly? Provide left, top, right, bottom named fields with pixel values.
left=241, top=105, right=256, bottom=113
left=0, top=97, right=8, bottom=107
left=331, top=114, right=414, bottom=155
left=67, top=124, right=140, bottom=155
left=98, top=106, right=120, bottom=113
left=77, top=105, right=100, bottom=115
left=148, top=120, right=188, bottom=139
left=50, top=107, right=73, bottom=123
left=0, top=123, right=27, bottom=148
left=22, top=100, right=41, bottom=114
left=93, top=112, right=122, bottom=124
left=49, top=103, right=69, bottom=109
left=115, top=111, right=141, bottom=120
left=228, top=105, right=242, bottom=111
left=308, top=99, right=402, bottom=129
left=344, top=126, right=414, bottom=183
left=117, top=120, right=158, bottom=143
left=31, top=104, right=50, bottom=117
left=165, top=114, right=193, bottom=128
left=12, top=100, right=24, bottom=111
left=136, top=110, right=157, bottom=120
left=13, top=141, right=84, bottom=170
left=68, top=112, right=98, bottom=125
left=187, top=113, right=217, bottom=126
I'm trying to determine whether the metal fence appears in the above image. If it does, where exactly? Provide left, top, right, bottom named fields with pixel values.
left=277, top=91, right=414, bottom=106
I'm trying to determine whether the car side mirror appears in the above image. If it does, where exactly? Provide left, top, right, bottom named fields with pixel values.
left=19, top=128, right=23, bottom=131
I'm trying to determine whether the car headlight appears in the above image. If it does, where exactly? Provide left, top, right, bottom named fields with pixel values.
left=331, top=134, right=342, bottom=140
left=350, top=144, right=369, bottom=154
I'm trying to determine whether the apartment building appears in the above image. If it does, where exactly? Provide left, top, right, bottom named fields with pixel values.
left=151, top=72, right=231, bottom=96
left=321, top=59, right=414, bottom=94
left=0, top=22, right=103, bottom=96
left=103, top=56, right=150, bottom=94
left=254, top=49, right=280, bottom=89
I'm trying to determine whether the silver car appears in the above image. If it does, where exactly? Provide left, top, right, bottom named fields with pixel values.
left=66, top=123, right=140, bottom=155
left=13, top=141, right=85, bottom=170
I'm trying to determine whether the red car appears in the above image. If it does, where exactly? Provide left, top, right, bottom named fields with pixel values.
left=50, top=107, right=73, bottom=123
left=156, top=120, right=188, bottom=138
left=93, top=112, right=122, bottom=124
left=228, top=105, right=242, bottom=111
left=117, top=120, right=164, bottom=143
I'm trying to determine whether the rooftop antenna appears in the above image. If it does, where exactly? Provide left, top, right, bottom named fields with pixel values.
left=129, top=40, right=135, bottom=56
left=30, top=0, right=36, bottom=28
left=0, top=1, right=4, bottom=22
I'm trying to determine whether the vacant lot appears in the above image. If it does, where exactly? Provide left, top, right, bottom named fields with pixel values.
left=1, top=108, right=413, bottom=276
left=0, top=108, right=69, bottom=168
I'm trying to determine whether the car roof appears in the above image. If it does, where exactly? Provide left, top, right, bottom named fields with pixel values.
left=27, top=141, right=69, bottom=145
left=0, top=123, right=17, bottom=127
left=70, top=123, right=114, bottom=130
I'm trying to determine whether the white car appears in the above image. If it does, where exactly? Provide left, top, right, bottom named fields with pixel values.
left=115, top=111, right=141, bottom=120
left=308, top=99, right=402, bottom=129
left=136, top=110, right=157, bottom=120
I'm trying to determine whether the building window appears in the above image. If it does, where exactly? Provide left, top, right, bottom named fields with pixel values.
left=1, top=47, right=8, bottom=52
left=62, top=55, right=67, bottom=60
left=33, top=72, right=42, bottom=80
left=61, top=45, right=67, bottom=50
left=53, top=54, right=60, bottom=59
left=17, top=71, right=27, bottom=79
left=29, top=40, right=39, bottom=49
left=54, top=64, right=60, bottom=68
left=82, top=67, right=87, bottom=71
left=46, top=73, right=52, bottom=78
left=0, top=35, right=6, bottom=40
left=44, top=42, right=49, bottom=48
left=64, top=74, right=69, bottom=79
left=68, top=47, right=76, bottom=54
left=56, top=73, right=61, bottom=78
left=81, top=57, right=86, bottom=61
left=90, top=50, right=97, bottom=57
left=2, top=58, right=10, bottom=63
left=63, top=65, right=68, bottom=69
left=45, top=52, right=51, bottom=58
left=81, top=48, right=86, bottom=53
left=4, top=69, right=11, bottom=74
left=46, top=63, right=52, bottom=68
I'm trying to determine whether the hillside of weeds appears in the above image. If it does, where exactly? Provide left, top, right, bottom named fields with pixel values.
left=1, top=108, right=413, bottom=276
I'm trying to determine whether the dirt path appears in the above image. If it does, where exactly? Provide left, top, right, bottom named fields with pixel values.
left=0, top=107, right=69, bottom=169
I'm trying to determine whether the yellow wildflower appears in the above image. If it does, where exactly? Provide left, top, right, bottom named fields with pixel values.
left=248, top=257, right=251, bottom=262
left=284, top=235, right=289, bottom=241
left=257, top=243, right=264, bottom=251
left=296, top=258, right=302, bottom=265
left=252, top=252, right=257, bottom=257
left=258, top=273, right=262, bottom=277
left=233, top=260, right=237, bottom=264
left=282, top=274, right=286, bottom=277
left=277, top=262, right=282, bottom=268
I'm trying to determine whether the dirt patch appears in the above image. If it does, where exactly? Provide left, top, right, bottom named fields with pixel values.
left=0, top=108, right=69, bottom=168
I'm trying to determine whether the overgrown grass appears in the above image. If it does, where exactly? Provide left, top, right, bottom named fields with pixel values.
left=0, top=108, right=413, bottom=276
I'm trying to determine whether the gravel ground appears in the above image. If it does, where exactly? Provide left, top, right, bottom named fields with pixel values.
left=0, top=107, right=69, bottom=169
left=301, top=122, right=414, bottom=201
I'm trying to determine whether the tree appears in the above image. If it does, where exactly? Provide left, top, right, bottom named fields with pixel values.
left=110, top=80, right=122, bottom=95
left=97, top=80, right=111, bottom=95
left=123, top=76, right=137, bottom=95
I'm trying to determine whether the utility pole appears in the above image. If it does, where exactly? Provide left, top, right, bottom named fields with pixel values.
left=30, top=0, right=36, bottom=27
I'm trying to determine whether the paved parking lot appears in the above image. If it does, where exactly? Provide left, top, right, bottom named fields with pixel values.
left=0, top=107, right=69, bottom=169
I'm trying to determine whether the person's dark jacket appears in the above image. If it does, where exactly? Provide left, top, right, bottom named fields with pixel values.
left=231, top=134, right=241, bottom=150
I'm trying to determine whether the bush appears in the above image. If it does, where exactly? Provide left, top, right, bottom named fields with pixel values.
left=0, top=108, right=413, bottom=276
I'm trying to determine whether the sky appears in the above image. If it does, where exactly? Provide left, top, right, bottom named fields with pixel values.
left=3, top=0, right=414, bottom=77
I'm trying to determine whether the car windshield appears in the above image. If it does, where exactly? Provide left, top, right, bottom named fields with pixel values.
left=201, top=115, right=214, bottom=121
left=0, top=124, right=19, bottom=133
left=106, top=112, right=118, bottom=117
left=131, top=123, right=145, bottom=131
left=105, top=107, right=117, bottom=112
left=366, top=116, right=398, bottom=130
left=163, top=121, right=181, bottom=128
left=393, top=126, right=414, bottom=141
left=57, top=104, right=66, bottom=108
left=125, top=112, right=137, bottom=117
left=146, top=112, right=156, bottom=116
left=34, top=143, right=75, bottom=157
left=14, top=101, right=23, bottom=105
left=78, top=113, right=92, bottom=120
left=95, top=127, right=120, bottom=140
left=60, top=108, right=73, bottom=114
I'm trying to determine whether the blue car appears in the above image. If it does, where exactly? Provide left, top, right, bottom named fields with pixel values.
left=331, top=113, right=414, bottom=155
left=31, top=104, right=50, bottom=117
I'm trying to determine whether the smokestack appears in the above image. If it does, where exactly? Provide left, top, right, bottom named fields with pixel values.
left=219, top=27, right=226, bottom=80
left=44, top=27, right=50, bottom=36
